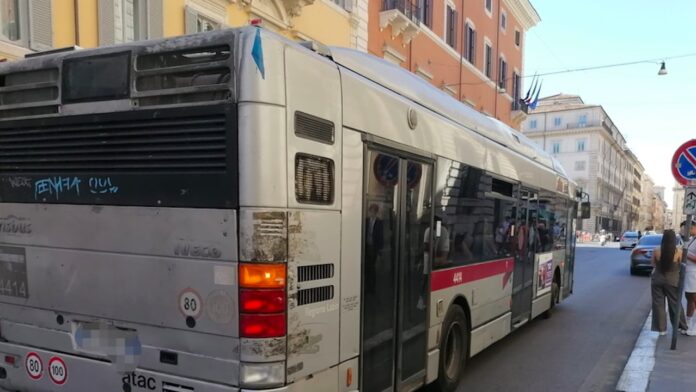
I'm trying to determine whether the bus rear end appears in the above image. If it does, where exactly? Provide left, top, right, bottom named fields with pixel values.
left=0, top=28, right=345, bottom=392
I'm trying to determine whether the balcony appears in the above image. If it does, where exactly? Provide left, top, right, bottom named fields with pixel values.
left=511, top=99, right=528, bottom=124
left=380, top=0, right=421, bottom=44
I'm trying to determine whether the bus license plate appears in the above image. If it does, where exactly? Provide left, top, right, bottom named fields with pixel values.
left=0, top=246, right=28, bottom=298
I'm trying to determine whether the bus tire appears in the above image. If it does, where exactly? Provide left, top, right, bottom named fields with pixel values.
left=433, top=305, right=469, bottom=392
left=543, top=276, right=560, bottom=319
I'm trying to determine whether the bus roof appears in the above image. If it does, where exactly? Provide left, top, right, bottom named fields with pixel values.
left=327, top=46, right=568, bottom=185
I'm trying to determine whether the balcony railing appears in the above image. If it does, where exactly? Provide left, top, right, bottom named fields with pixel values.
left=380, top=0, right=422, bottom=44
left=511, top=99, right=528, bottom=113
left=382, top=0, right=422, bottom=24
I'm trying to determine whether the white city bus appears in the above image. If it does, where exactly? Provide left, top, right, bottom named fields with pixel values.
left=0, top=27, right=584, bottom=392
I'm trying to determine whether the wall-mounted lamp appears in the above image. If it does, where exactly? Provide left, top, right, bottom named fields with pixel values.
left=658, top=61, right=667, bottom=75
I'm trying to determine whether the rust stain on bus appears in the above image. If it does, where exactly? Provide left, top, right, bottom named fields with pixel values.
left=241, top=211, right=287, bottom=262
left=244, top=337, right=286, bottom=358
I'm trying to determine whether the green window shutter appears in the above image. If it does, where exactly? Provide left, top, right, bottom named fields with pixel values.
left=29, top=0, right=52, bottom=51
left=99, top=0, right=116, bottom=46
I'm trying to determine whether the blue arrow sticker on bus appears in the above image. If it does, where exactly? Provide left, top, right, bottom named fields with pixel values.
left=251, top=28, right=266, bottom=79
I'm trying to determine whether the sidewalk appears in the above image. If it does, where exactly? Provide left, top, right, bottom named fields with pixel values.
left=616, top=308, right=696, bottom=391
left=648, top=322, right=696, bottom=391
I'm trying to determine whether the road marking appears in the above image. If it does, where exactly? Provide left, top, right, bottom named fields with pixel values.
left=616, top=313, right=657, bottom=392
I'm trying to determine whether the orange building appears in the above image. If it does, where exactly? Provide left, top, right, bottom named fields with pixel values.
left=370, top=0, right=539, bottom=129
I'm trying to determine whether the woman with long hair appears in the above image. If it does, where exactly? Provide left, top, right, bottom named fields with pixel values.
left=651, top=229, right=688, bottom=335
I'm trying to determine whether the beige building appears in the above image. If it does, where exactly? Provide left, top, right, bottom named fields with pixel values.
left=521, top=94, right=642, bottom=235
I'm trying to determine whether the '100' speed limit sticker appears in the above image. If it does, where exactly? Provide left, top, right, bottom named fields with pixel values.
left=48, top=357, right=67, bottom=385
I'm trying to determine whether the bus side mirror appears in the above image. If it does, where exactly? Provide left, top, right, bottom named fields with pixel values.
left=580, top=202, right=591, bottom=219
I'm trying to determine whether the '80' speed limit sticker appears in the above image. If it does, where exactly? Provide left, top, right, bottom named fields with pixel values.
left=178, top=288, right=203, bottom=318
left=25, top=352, right=42, bottom=380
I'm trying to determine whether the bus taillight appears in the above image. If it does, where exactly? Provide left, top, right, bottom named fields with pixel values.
left=239, top=314, right=286, bottom=338
left=239, top=289, right=285, bottom=313
left=239, top=263, right=286, bottom=288
left=239, top=263, right=287, bottom=338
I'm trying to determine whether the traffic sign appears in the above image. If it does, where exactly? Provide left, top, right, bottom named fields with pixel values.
left=672, top=140, right=696, bottom=185
left=685, top=187, right=696, bottom=215
left=25, top=352, right=42, bottom=380
left=48, top=357, right=67, bottom=385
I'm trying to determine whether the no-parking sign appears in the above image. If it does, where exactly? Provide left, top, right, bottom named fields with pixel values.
left=672, top=140, right=696, bottom=185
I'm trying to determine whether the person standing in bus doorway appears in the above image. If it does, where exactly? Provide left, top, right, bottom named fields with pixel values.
left=365, top=203, right=384, bottom=294
left=650, top=229, right=688, bottom=335
left=683, top=221, right=696, bottom=335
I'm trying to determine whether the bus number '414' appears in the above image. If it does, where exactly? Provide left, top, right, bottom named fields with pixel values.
left=453, top=272, right=463, bottom=285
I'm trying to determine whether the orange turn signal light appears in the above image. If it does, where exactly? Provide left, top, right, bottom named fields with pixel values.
left=239, top=263, right=286, bottom=288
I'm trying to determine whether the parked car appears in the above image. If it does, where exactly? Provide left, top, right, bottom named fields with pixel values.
left=620, top=231, right=640, bottom=249
left=630, top=234, right=683, bottom=275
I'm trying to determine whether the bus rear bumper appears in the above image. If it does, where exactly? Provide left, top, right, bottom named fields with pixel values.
left=0, top=341, right=267, bottom=392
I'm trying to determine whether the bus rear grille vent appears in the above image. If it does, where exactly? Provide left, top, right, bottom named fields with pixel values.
left=134, top=45, right=232, bottom=107
left=295, top=153, right=334, bottom=205
left=162, top=381, right=194, bottom=392
left=295, top=112, right=334, bottom=144
left=297, top=286, right=334, bottom=306
left=0, top=68, right=60, bottom=120
left=0, top=113, right=227, bottom=174
left=298, top=264, right=334, bottom=282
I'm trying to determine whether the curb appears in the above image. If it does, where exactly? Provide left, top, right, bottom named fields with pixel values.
left=615, top=313, right=657, bottom=392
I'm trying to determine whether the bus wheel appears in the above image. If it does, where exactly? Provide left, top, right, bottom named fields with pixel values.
left=434, top=306, right=469, bottom=392
left=543, top=277, right=560, bottom=319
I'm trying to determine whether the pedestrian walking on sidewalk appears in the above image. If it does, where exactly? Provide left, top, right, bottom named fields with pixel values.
left=651, top=229, right=688, bottom=335
left=683, top=221, right=696, bottom=335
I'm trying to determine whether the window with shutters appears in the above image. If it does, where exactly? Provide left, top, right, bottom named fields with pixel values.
left=197, top=14, right=220, bottom=32
left=498, top=56, right=507, bottom=90
left=484, top=0, right=492, bottom=15
left=185, top=6, right=222, bottom=34
left=515, top=29, right=521, bottom=47
left=465, top=23, right=475, bottom=64
left=0, top=0, right=22, bottom=44
left=1, top=0, right=53, bottom=50
left=445, top=3, right=456, bottom=48
left=484, top=42, right=492, bottom=78
left=100, top=0, right=149, bottom=45
left=421, top=0, right=433, bottom=28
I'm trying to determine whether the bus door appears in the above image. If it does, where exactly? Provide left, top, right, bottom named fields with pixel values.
left=361, top=148, right=433, bottom=392
left=511, top=188, right=539, bottom=326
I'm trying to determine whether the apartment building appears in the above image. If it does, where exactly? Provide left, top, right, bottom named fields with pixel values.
left=371, top=0, right=540, bottom=129
left=521, top=94, right=646, bottom=235
left=0, top=0, right=367, bottom=60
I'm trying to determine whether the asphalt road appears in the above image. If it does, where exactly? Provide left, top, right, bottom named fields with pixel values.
left=455, top=243, right=652, bottom=392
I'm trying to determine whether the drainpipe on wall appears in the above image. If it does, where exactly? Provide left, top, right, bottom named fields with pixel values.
left=74, top=0, right=80, bottom=46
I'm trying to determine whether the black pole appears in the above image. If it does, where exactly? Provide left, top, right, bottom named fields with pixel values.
left=671, top=213, right=692, bottom=350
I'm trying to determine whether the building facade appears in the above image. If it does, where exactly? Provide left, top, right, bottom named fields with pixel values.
left=0, top=0, right=367, bottom=60
left=624, top=148, right=643, bottom=231
left=370, top=0, right=539, bottom=129
left=521, top=94, right=644, bottom=235
left=673, top=183, right=685, bottom=229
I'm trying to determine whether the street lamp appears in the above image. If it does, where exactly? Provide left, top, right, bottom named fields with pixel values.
left=658, top=61, right=668, bottom=75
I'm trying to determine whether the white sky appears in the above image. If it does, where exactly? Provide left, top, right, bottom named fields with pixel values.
left=523, top=1, right=696, bottom=209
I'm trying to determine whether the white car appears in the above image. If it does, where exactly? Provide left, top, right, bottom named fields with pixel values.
left=620, top=231, right=640, bottom=250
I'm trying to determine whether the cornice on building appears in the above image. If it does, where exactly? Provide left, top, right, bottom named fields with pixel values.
left=502, top=0, right=541, bottom=31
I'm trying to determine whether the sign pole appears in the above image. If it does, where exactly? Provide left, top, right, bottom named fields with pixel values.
left=672, top=213, right=690, bottom=350
left=672, top=213, right=691, bottom=349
